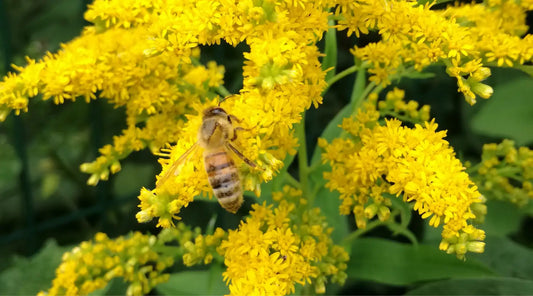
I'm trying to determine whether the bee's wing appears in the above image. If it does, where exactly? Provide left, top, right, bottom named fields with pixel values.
left=156, top=142, right=199, bottom=187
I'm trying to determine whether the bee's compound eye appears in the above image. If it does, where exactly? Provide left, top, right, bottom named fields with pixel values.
left=206, top=107, right=227, bottom=117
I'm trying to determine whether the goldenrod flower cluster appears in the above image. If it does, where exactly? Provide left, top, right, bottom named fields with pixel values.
left=1, top=0, right=531, bottom=227
left=470, top=139, right=533, bottom=207
left=38, top=232, right=176, bottom=296
left=0, top=0, right=334, bottom=226
left=2, top=1, right=532, bottom=293
left=219, top=186, right=348, bottom=295
left=337, top=0, right=533, bottom=104
left=128, top=0, right=332, bottom=226
left=182, top=227, right=226, bottom=266
left=321, top=91, right=485, bottom=259
left=181, top=186, right=348, bottom=295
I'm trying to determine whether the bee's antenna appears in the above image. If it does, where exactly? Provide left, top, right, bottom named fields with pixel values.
left=218, top=94, right=238, bottom=106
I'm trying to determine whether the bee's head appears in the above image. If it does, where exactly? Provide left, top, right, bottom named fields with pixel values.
left=203, top=106, right=228, bottom=118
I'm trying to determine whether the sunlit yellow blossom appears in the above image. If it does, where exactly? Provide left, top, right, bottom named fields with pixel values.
left=321, top=95, right=485, bottom=258
left=217, top=187, right=348, bottom=295
left=134, top=0, right=330, bottom=225
left=338, top=0, right=533, bottom=103
left=0, top=0, right=334, bottom=226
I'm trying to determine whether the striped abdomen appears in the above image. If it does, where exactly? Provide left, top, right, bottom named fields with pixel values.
left=204, top=148, right=243, bottom=213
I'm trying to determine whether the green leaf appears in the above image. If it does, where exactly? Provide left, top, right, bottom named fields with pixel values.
left=516, top=65, right=533, bottom=77
left=475, top=236, right=533, bottom=280
left=156, top=267, right=229, bottom=295
left=88, top=278, right=128, bottom=296
left=482, top=200, right=524, bottom=237
left=346, top=238, right=495, bottom=285
left=310, top=102, right=352, bottom=165
left=471, top=77, right=533, bottom=145
left=0, top=239, right=70, bottom=295
left=389, top=195, right=413, bottom=230
left=406, top=277, right=533, bottom=295
left=322, top=19, right=337, bottom=82
left=309, top=165, right=349, bottom=244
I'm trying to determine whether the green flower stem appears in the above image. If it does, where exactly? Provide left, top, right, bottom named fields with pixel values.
left=466, top=163, right=481, bottom=174
left=380, top=110, right=424, bottom=124
left=341, top=219, right=385, bottom=247
left=154, top=245, right=185, bottom=258
left=296, top=116, right=312, bottom=206
left=301, top=283, right=314, bottom=296
left=496, top=166, right=522, bottom=180
left=351, top=64, right=366, bottom=103
left=341, top=211, right=401, bottom=246
left=322, top=17, right=338, bottom=83
left=307, top=161, right=323, bottom=174
left=385, top=220, right=419, bottom=246
left=353, top=80, right=378, bottom=113
left=322, top=65, right=359, bottom=96
left=285, top=173, right=302, bottom=189
left=216, top=85, right=231, bottom=97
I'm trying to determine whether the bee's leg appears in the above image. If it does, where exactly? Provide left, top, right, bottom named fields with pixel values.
left=230, top=126, right=245, bottom=141
left=226, top=143, right=257, bottom=168
left=228, top=114, right=242, bottom=124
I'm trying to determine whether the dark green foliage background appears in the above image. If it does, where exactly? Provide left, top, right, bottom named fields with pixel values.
left=0, top=1, right=532, bottom=295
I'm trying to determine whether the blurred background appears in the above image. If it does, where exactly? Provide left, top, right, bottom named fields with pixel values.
left=0, top=0, right=532, bottom=295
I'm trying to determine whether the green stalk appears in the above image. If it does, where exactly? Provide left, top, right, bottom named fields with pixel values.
left=284, top=173, right=302, bottom=189
left=341, top=219, right=385, bottom=246
left=216, top=85, right=231, bottom=97
left=322, top=18, right=338, bottom=83
left=321, top=65, right=359, bottom=96
left=296, top=114, right=311, bottom=206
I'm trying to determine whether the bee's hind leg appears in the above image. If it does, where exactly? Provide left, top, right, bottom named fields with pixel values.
left=226, top=142, right=257, bottom=168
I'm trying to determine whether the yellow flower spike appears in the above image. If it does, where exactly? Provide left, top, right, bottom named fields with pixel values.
left=323, top=97, right=485, bottom=258
left=40, top=229, right=186, bottom=296
left=218, top=188, right=347, bottom=295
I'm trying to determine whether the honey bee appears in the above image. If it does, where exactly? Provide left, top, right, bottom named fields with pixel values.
left=156, top=103, right=257, bottom=213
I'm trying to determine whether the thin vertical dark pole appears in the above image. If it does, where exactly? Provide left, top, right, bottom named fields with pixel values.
left=0, top=0, right=37, bottom=254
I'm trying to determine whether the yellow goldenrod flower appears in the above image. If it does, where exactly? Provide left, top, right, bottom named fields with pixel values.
left=217, top=186, right=348, bottom=295
left=41, top=232, right=175, bottom=296
left=0, top=0, right=334, bottom=226
left=40, top=224, right=203, bottom=296
left=321, top=93, right=485, bottom=258
left=338, top=0, right=533, bottom=103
